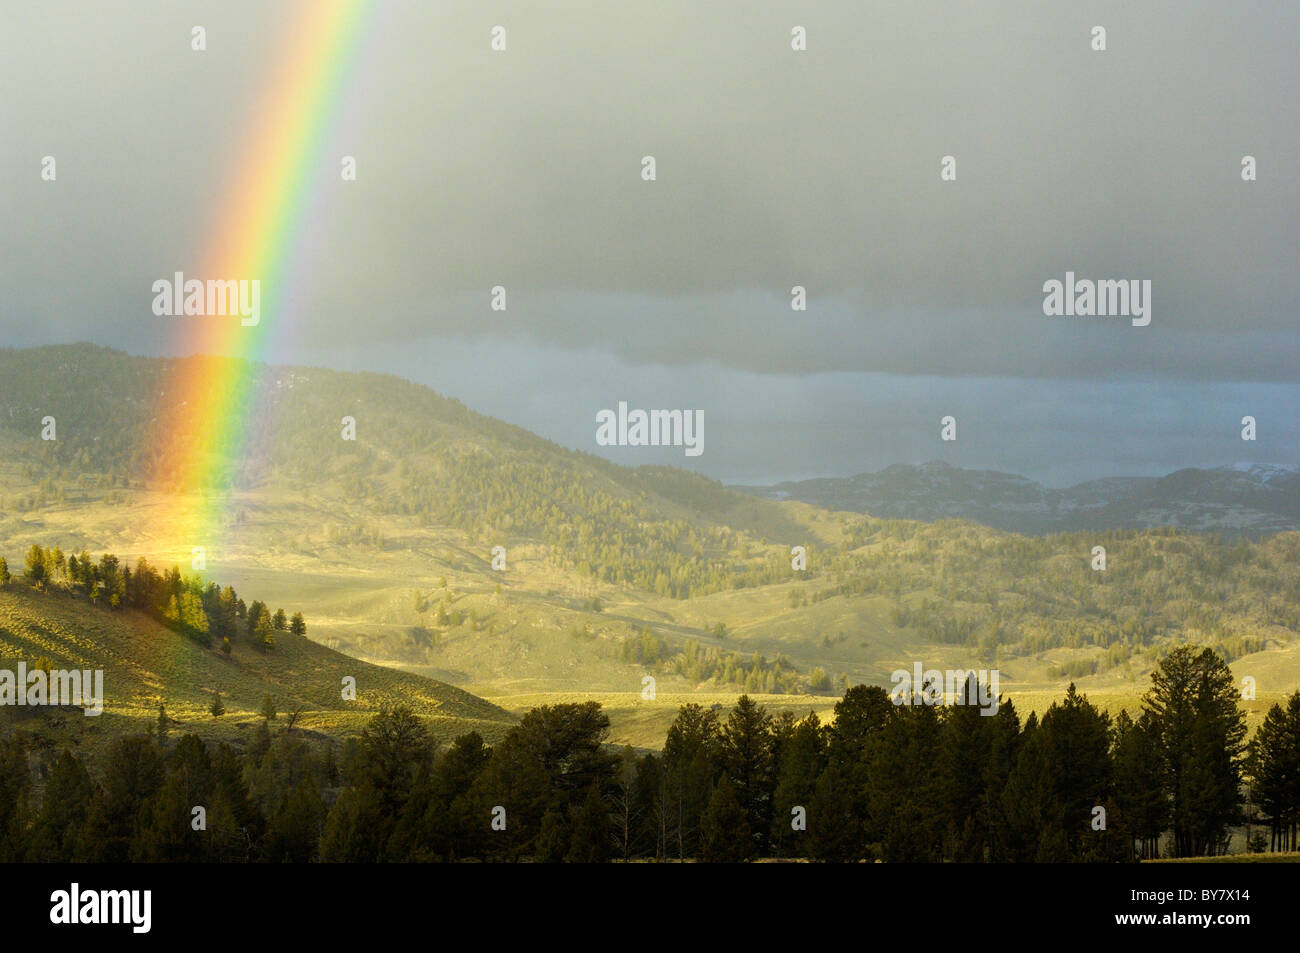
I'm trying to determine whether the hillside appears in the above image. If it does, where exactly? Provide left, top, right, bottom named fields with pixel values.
left=0, top=582, right=514, bottom=768
left=0, top=343, right=812, bottom=599
left=3, top=344, right=1300, bottom=707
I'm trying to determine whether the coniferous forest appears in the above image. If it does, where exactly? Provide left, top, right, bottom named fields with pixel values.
left=7, top=544, right=304, bottom=653
left=3, top=644, right=1296, bottom=863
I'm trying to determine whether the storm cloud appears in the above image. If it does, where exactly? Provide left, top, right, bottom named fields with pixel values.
left=2, top=1, right=1296, bottom=482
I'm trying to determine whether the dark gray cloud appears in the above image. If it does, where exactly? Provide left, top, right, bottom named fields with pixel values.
left=2, top=1, right=1296, bottom=482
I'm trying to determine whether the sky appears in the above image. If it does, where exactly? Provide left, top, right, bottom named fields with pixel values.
left=2, top=1, right=1297, bottom=486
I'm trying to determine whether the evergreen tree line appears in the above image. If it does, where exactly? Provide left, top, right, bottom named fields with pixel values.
left=5, top=545, right=305, bottom=652
left=3, top=644, right=1297, bottom=862
left=620, top=629, right=809, bottom=694
left=621, top=646, right=1258, bottom=862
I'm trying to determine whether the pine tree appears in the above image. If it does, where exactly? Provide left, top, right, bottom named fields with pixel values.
left=266, top=776, right=324, bottom=863
left=1038, top=683, right=1112, bottom=859
left=534, top=802, right=569, bottom=862
left=1143, top=646, right=1246, bottom=857
left=428, top=731, right=490, bottom=859
left=320, top=784, right=388, bottom=863
left=720, top=695, right=775, bottom=854
left=770, top=713, right=825, bottom=857
left=808, top=764, right=859, bottom=862
left=81, top=736, right=164, bottom=862
left=259, top=694, right=276, bottom=721
left=289, top=611, right=306, bottom=636
left=0, top=738, right=31, bottom=861
left=982, top=699, right=1022, bottom=862
left=25, top=750, right=94, bottom=862
left=246, top=599, right=267, bottom=635
left=210, top=692, right=225, bottom=718
left=825, top=684, right=893, bottom=855
left=0, top=556, right=9, bottom=585
left=868, top=703, right=945, bottom=861
left=662, top=703, right=722, bottom=859
left=23, top=544, right=48, bottom=586
left=1113, top=709, right=1168, bottom=859
left=210, top=741, right=263, bottom=859
left=632, top=753, right=668, bottom=860
left=700, top=774, right=750, bottom=862
left=937, top=676, right=994, bottom=860
left=1000, top=713, right=1055, bottom=861
left=256, top=614, right=274, bottom=651
left=248, top=719, right=272, bottom=763
left=565, top=782, right=612, bottom=862
left=359, top=705, right=433, bottom=813
left=1247, top=692, right=1300, bottom=852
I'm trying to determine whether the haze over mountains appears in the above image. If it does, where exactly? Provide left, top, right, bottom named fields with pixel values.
left=736, top=461, right=1300, bottom=539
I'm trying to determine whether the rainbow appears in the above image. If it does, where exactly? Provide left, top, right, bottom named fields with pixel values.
left=151, top=0, right=375, bottom=561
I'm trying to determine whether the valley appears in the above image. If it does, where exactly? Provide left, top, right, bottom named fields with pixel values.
left=3, top=344, right=1299, bottom=753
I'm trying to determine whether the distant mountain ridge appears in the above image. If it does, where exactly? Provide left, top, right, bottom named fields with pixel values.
left=734, top=461, right=1300, bottom=538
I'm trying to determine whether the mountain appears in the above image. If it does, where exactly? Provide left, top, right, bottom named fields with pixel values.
left=0, top=343, right=833, bottom=698
left=3, top=343, right=1300, bottom=708
left=735, top=461, right=1300, bottom=538
left=0, top=343, right=810, bottom=599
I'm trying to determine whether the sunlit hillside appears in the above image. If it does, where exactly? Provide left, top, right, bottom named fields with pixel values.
left=3, top=344, right=1299, bottom=709
left=0, top=582, right=515, bottom=772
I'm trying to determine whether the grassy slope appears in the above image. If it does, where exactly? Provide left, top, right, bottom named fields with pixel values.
left=8, top=481, right=1300, bottom=712
left=0, top=584, right=515, bottom=769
